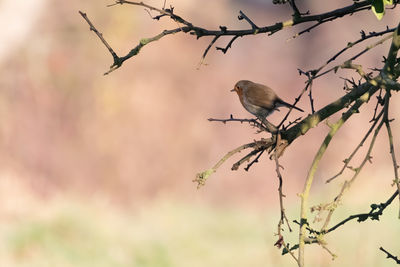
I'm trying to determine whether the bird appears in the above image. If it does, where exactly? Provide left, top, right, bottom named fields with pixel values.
left=231, top=80, right=303, bottom=120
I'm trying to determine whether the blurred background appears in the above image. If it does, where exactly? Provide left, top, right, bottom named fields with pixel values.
left=1, top=0, right=400, bottom=266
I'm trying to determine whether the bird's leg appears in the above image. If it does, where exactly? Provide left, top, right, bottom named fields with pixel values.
left=258, top=116, right=278, bottom=134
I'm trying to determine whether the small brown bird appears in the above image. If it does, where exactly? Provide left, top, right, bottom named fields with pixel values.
left=231, top=80, right=303, bottom=121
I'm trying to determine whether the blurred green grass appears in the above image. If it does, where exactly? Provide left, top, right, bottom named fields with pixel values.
left=1, top=196, right=399, bottom=267
left=2, top=198, right=273, bottom=267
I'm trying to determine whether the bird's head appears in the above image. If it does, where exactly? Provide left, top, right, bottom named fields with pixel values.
left=231, top=80, right=252, bottom=94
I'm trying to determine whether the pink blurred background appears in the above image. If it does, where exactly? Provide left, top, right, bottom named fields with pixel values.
left=1, top=0, right=400, bottom=212
left=2, top=1, right=400, bottom=266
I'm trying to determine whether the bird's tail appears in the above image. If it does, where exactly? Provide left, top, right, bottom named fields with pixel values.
left=278, top=100, right=304, bottom=112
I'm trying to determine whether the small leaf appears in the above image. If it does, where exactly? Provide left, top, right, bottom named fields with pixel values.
left=372, top=0, right=385, bottom=20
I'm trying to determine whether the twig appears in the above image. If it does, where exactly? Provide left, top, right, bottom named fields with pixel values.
left=231, top=147, right=265, bottom=171
left=82, top=0, right=375, bottom=73
left=380, top=247, right=400, bottom=264
left=277, top=77, right=308, bottom=129
left=79, top=11, right=120, bottom=71
left=370, top=89, right=384, bottom=122
left=244, top=149, right=265, bottom=171
left=216, top=35, right=240, bottom=54
left=383, top=22, right=400, bottom=74
left=288, top=0, right=301, bottom=18
left=327, top=28, right=395, bottom=66
left=238, top=10, right=259, bottom=31
left=326, top=190, right=399, bottom=234
left=308, top=34, right=392, bottom=81
left=198, top=35, right=220, bottom=68
left=281, top=117, right=302, bottom=131
left=298, top=93, right=370, bottom=265
left=288, top=21, right=322, bottom=41
left=286, top=190, right=399, bottom=254
left=273, top=135, right=298, bottom=264
left=281, top=79, right=380, bottom=145
left=383, top=91, right=400, bottom=218
left=307, top=79, right=316, bottom=114
left=208, top=115, right=268, bottom=132
left=194, top=138, right=273, bottom=188
left=108, top=0, right=193, bottom=27
left=79, top=10, right=185, bottom=74
left=326, top=108, right=384, bottom=183
left=382, top=22, right=400, bottom=217
left=321, top=96, right=386, bottom=232
left=349, top=34, right=393, bottom=62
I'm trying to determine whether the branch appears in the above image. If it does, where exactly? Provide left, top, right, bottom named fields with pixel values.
left=383, top=22, right=400, bottom=75
left=216, top=35, right=240, bottom=54
left=208, top=115, right=268, bottom=132
left=319, top=93, right=388, bottom=235
left=244, top=149, right=265, bottom=171
left=281, top=79, right=379, bottom=145
left=231, top=147, right=265, bottom=171
left=326, top=190, right=399, bottom=234
left=78, top=11, right=185, bottom=75
left=199, top=35, right=220, bottom=66
left=383, top=91, right=400, bottom=218
left=298, top=91, right=370, bottom=265
left=274, top=136, right=298, bottom=264
left=327, top=28, right=396, bottom=66
left=285, top=190, right=399, bottom=255
left=193, top=138, right=274, bottom=188
left=382, top=22, right=400, bottom=216
left=308, top=34, right=393, bottom=81
left=326, top=108, right=384, bottom=183
left=380, top=247, right=400, bottom=264
left=238, top=10, right=259, bottom=31
left=79, top=11, right=119, bottom=72
left=81, top=1, right=375, bottom=73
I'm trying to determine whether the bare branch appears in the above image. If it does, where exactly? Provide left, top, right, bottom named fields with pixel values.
left=238, top=10, right=259, bottom=31
left=79, top=10, right=185, bottom=74
left=198, top=35, right=220, bottom=67
left=244, top=149, right=264, bottom=171
left=78, top=11, right=119, bottom=70
left=216, top=35, right=240, bottom=54
left=82, top=1, right=375, bottom=72
left=208, top=115, right=268, bottom=132
left=298, top=91, right=371, bottom=265
left=273, top=134, right=298, bottom=264
left=326, top=108, right=384, bottom=183
left=194, top=138, right=274, bottom=188
left=326, top=190, right=399, bottom=234
left=383, top=91, right=400, bottom=218
left=380, top=247, right=400, bottom=264
left=232, top=147, right=265, bottom=171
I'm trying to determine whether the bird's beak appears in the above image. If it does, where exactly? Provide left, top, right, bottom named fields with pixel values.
left=230, top=88, right=235, bottom=92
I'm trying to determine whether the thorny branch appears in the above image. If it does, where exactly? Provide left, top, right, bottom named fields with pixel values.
left=80, top=0, right=375, bottom=74
left=208, top=114, right=268, bottom=132
left=380, top=247, right=400, bottom=264
left=295, top=22, right=400, bottom=266
left=326, top=190, right=399, bottom=234
left=194, top=138, right=274, bottom=188
left=297, top=88, right=373, bottom=264
left=326, top=108, right=384, bottom=183
left=383, top=91, right=400, bottom=218
left=273, top=135, right=298, bottom=264
left=81, top=1, right=400, bottom=266
left=319, top=98, right=386, bottom=233
left=283, top=190, right=399, bottom=255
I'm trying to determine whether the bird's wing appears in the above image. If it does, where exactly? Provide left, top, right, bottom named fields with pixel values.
left=244, top=83, right=276, bottom=109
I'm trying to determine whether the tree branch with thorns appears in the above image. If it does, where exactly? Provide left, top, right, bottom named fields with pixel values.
left=80, top=1, right=400, bottom=266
